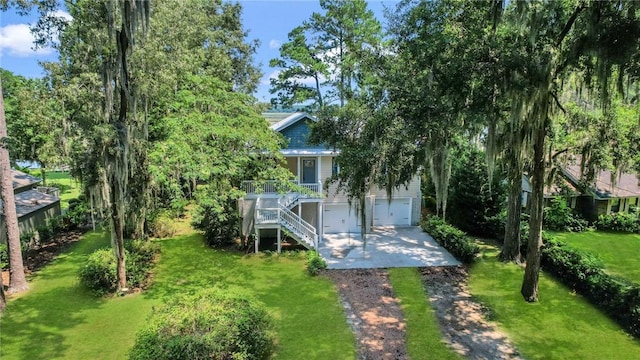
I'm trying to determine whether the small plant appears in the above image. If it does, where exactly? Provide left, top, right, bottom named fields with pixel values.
left=306, top=251, right=327, bottom=276
left=147, top=211, right=177, bottom=239
left=129, top=288, right=275, bottom=360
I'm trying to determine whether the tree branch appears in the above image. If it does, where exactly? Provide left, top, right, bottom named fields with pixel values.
left=556, top=3, right=585, bottom=47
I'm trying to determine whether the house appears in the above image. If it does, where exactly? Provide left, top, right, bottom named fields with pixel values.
left=0, top=170, right=62, bottom=244
left=558, top=163, right=640, bottom=222
left=238, top=112, right=422, bottom=252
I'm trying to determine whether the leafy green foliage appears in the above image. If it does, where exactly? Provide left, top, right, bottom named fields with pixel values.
left=129, top=288, right=275, bottom=360
left=0, top=243, right=8, bottom=270
left=595, top=212, right=640, bottom=233
left=306, top=251, right=327, bottom=276
left=448, top=148, right=507, bottom=238
left=541, top=238, right=640, bottom=337
left=421, top=216, right=480, bottom=264
left=79, top=240, right=160, bottom=295
left=543, top=198, right=589, bottom=232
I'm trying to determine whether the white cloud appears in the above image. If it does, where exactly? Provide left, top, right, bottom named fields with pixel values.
left=0, top=10, right=71, bottom=58
left=269, top=39, right=282, bottom=49
left=0, top=23, right=52, bottom=57
left=262, top=69, right=281, bottom=85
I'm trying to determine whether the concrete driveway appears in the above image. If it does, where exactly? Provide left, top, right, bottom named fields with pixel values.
left=318, top=226, right=460, bottom=269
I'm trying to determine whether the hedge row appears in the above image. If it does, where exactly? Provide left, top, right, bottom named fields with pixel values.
left=421, top=216, right=480, bottom=263
left=541, top=239, right=640, bottom=337
left=594, top=212, right=640, bottom=233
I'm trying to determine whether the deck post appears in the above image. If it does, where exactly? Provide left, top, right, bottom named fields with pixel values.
left=255, top=228, right=260, bottom=253
left=277, top=226, right=281, bottom=253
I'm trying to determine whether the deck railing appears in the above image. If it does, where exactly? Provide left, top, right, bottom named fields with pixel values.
left=241, top=180, right=322, bottom=197
left=255, top=205, right=318, bottom=249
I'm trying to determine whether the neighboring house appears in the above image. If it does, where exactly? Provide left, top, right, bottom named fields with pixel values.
left=238, top=112, right=422, bottom=252
left=0, top=169, right=62, bottom=244
left=558, top=164, right=640, bottom=222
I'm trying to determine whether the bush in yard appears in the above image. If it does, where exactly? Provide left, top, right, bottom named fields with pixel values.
left=79, top=240, right=160, bottom=295
left=306, top=251, right=327, bottom=276
left=129, top=288, right=275, bottom=360
left=421, top=215, right=480, bottom=263
left=79, top=249, right=118, bottom=295
left=543, top=198, right=589, bottom=232
left=541, top=239, right=640, bottom=337
left=0, top=243, right=8, bottom=269
left=594, top=212, right=639, bottom=233
left=147, top=211, right=177, bottom=238
left=193, top=196, right=240, bottom=248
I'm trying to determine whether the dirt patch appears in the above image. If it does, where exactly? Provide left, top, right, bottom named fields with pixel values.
left=420, top=266, right=522, bottom=360
left=326, top=269, right=407, bottom=360
left=2, top=229, right=84, bottom=288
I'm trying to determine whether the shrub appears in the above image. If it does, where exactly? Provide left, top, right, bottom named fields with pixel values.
left=193, top=197, right=240, bottom=248
left=421, top=216, right=480, bottom=263
left=36, top=224, right=53, bottom=243
left=79, top=249, right=118, bottom=295
left=543, top=198, right=589, bottom=232
left=306, top=251, right=327, bottom=276
left=79, top=241, right=160, bottom=295
left=541, top=239, right=640, bottom=337
left=147, top=212, right=177, bottom=239
left=46, top=216, right=64, bottom=234
left=65, top=199, right=89, bottom=228
left=594, top=212, right=639, bottom=233
left=129, top=288, right=275, bottom=360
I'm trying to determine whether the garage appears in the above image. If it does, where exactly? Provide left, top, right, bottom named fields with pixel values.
left=373, top=198, right=411, bottom=226
left=323, top=204, right=361, bottom=234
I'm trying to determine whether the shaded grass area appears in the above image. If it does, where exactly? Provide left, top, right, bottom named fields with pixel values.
left=388, top=268, right=460, bottom=360
left=0, top=230, right=155, bottom=360
left=551, top=231, right=640, bottom=283
left=468, top=243, right=640, bottom=360
left=1, top=223, right=355, bottom=359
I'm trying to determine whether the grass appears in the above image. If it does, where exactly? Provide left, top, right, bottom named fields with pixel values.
left=468, top=242, right=640, bottom=359
left=388, top=268, right=460, bottom=360
left=0, top=222, right=355, bottom=359
left=45, top=171, right=81, bottom=210
left=550, top=230, right=640, bottom=283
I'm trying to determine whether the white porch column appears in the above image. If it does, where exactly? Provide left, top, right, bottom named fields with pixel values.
left=318, top=202, right=323, bottom=240
left=297, top=157, right=301, bottom=182
left=317, top=156, right=322, bottom=186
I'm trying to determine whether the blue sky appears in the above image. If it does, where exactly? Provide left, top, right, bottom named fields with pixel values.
left=1, top=0, right=398, bottom=103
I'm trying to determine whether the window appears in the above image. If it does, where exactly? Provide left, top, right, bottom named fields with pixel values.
left=331, top=157, right=340, bottom=176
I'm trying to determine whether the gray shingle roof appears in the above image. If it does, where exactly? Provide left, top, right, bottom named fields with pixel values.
left=1, top=189, right=60, bottom=218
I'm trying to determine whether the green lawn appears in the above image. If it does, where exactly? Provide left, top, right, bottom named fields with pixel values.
left=468, top=243, right=640, bottom=359
left=0, top=225, right=355, bottom=359
left=551, top=231, right=640, bottom=283
left=388, top=268, right=460, bottom=360
left=45, top=171, right=81, bottom=210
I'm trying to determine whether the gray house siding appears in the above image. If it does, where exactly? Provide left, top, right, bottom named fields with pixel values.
left=1, top=201, right=62, bottom=244
left=280, top=121, right=325, bottom=149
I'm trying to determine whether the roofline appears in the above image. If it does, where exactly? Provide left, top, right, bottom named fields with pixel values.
left=270, top=112, right=317, bottom=132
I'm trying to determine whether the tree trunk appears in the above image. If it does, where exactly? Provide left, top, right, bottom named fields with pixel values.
left=0, top=78, right=29, bottom=294
left=521, top=122, right=546, bottom=302
left=110, top=187, right=127, bottom=291
left=499, top=168, right=522, bottom=263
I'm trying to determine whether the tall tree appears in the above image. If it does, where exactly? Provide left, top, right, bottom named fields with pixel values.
left=269, top=0, right=382, bottom=111
left=0, top=78, right=29, bottom=295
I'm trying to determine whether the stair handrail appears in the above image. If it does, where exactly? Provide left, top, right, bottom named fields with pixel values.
left=278, top=204, right=318, bottom=249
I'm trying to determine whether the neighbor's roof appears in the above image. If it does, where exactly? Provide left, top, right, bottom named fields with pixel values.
left=563, top=164, right=640, bottom=199
left=280, top=149, right=339, bottom=156
left=270, top=112, right=316, bottom=132
left=11, top=169, right=41, bottom=190
left=0, top=189, right=59, bottom=218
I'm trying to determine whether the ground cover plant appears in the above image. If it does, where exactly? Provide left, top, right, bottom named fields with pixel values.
left=0, top=223, right=354, bottom=360
left=468, top=242, right=640, bottom=359
left=551, top=231, right=640, bottom=284
left=387, top=268, right=460, bottom=360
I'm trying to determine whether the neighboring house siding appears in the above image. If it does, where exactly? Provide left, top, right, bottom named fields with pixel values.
left=280, top=121, right=325, bottom=150
left=0, top=201, right=61, bottom=244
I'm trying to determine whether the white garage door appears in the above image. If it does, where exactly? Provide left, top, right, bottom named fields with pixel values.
left=373, top=198, right=411, bottom=226
left=323, top=204, right=361, bottom=234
